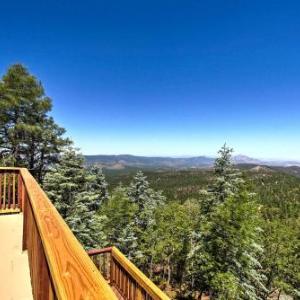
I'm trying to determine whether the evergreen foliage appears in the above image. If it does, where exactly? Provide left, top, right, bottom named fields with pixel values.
left=127, top=171, right=166, bottom=265
left=128, top=171, right=165, bottom=231
left=43, top=147, right=86, bottom=218
left=261, top=218, right=300, bottom=299
left=100, top=185, right=139, bottom=259
left=187, top=145, right=266, bottom=299
left=200, top=144, right=244, bottom=214
left=101, top=172, right=166, bottom=267
left=103, top=159, right=300, bottom=299
left=44, top=147, right=108, bottom=249
left=253, top=172, right=300, bottom=299
left=0, top=64, right=70, bottom=182
left=148, top=201, right=198, bottom=290
left=86, top=166, right=109, bottom=210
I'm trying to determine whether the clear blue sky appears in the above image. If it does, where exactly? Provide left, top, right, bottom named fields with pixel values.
left=1, top=1, right=300, bottom=159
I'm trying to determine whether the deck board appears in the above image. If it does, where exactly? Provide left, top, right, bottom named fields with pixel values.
left=0, top=214, right=33, bottom=300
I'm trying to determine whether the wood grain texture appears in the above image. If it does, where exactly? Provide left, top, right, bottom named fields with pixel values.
left=18, top=168, right=118, bottom=300
left=0, top=208, right=21, bottom=214
left=88, top=247, right=170, bottom=300
left=111, top=247, right=170, bottom=300
left=23, top=190, right=53, bottom=299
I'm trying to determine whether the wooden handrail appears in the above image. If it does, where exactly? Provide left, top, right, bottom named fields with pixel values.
left=1, top=167, right=117, bottom=300
left=87, top=246, right=113, bottom=256
left=88, top=246, right=170, bottom=300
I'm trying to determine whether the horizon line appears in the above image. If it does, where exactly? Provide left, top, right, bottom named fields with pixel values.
left=82, top=153, right=300, bottom=163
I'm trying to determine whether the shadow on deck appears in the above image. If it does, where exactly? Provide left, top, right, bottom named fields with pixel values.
left=0, top=214, right=33, bottom=300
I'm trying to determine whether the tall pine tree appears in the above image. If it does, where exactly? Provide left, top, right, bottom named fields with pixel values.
left=187, top=145, right=267, bottom=299
left=100, top=185, right=139, bottom=259
left=127, top=171, right=165, bottom=267
left=44, top=147, right=107, bottom=249
left=128, top=171, right=165, bottom=231
left=86, top=166, right=109, bottom=210
left=0, top=64, right=70, bottom=181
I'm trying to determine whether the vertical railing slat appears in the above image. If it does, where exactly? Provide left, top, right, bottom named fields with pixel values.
left=88, top=249, right=167, bottom=300
left=0, top=174, right=2, bottom=209
left=0, top=170, right=21, bottom=213
left=12, top=173, right=16, bottom=209
left=7, top=173, right=11, bottom=209
left=18, top=174, right=22, bottom=210
left=3, top=173, right=6, bottom=209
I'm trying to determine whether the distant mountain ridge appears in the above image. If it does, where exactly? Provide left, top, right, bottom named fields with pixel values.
left=85, top=154, right=214, bottom=169
left=84, top=154, right=300, bottom=169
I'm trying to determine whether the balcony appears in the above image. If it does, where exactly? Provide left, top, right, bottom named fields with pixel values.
left=0, top=168, right=170, bottom=300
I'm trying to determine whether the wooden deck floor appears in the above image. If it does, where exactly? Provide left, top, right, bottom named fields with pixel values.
left=0, top=214, right=33, bottom=300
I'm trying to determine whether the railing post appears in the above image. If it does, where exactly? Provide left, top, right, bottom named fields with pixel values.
left=34, top=216, right=53, bottom=300
left=18, top=173, right=23, bottom=211
left=106, top=252, right=110, bottom=281
left=22, top=190, right=28, bottom=251
left=110, top=255, right=114, bottom=286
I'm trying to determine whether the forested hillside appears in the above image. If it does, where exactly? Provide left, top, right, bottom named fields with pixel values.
left=102, top=164, right=300, bottom=299
left=103, top=165, right=300, bottom=203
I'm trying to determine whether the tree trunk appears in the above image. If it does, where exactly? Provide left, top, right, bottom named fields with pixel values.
left=199, top=291, right=203, bottom=299
left=37, top=148, right=45, bottom=183
left=277, top=289, right=281, bottom=300
left=29, top=139, right=35, bottom=171
left=167, top=256, right=171, bottom=286
left=149, top=256, right=153, bottom=278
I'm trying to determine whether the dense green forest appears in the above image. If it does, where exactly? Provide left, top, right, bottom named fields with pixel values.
left=103, top=166, right=300, bottom=299
left=103, top=165, right=300, bottom=204
left=1, top=64, right=299, bottom=299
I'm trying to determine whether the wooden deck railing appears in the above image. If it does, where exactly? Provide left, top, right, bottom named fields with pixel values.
left=0, top=167, right=169, bottom=300
left=0, top=167, right=117, bottom=300
left=0, top=168, right=22, bottom=213
left=88, top=247, right=170, bottom=300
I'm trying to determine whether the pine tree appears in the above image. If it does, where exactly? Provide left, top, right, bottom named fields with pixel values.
left=0, top=64, right=70, bottom=182
left=187, top=145, right=267, bottom=299
left=128, top=171, right=165, bottom=230
left=43, top=147, right=107, bottom=249
left=100, top=185, right=139, bottom=258
left=118, top=221, right=141, bottom=261
left=83, top=166, right=109, bottom=249
left=35, top=117, right=70, bottom=182
left=261, top=218, right=300, bottom=299
left=66, top=190, right=107, bottom=249
left=86, top=166, right=109, bottom=211
left=127, top=171, right=165, bottom=268
left=148, top=201, right=197, bottom=289
left=200, top=144, right=244, bottom=215
left=43, top=147, right=86, bottom=218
